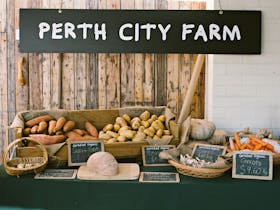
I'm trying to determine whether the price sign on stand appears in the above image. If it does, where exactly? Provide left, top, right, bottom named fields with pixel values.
left=68, top=140, right=104, bottom=166
left=142, top=145, right=175, bottom=166
left=232, top=151, right=273, bottom=180
left=192, top=144, right=227, bottom=163
left=139, top=172, right=180, bottom=183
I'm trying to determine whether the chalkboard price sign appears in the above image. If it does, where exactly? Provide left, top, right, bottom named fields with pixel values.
left=232, top=151, right=273, bottom=180
left=192, top=144, right=227, bottom=163
left=68, top=140, right=104, bottom=166
left=142, top=145, right=175, bottom=166
left=34, top=169, right=77, bottom=179
left=139, top=172, right=180, bottom=183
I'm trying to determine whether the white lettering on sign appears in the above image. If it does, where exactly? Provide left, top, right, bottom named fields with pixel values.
left=38, top=22, right=241, bottom=42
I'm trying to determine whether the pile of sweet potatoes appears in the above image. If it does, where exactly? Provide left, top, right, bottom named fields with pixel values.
left=23, top=115, right=98, bottom=145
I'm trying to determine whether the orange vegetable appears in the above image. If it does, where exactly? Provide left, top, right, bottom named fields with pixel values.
left=37, top=121, right=48, bottom=133
left=63, top=120, right=76, bottom=132
left=29, top=134, right=66, bottom=145
left=25, top=115, right=53, bottom=127
left=85, top=122, right=98, bottom=138
left=229, top=138, right=235, bottom=151
left=234, top=133, right=242, bottom=148
left=54, top=117, right=67, bottom=132
left=48, top=120, right=57, bottom=135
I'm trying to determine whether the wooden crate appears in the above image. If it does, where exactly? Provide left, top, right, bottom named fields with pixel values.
left=13, top=107, right=179, bottom=164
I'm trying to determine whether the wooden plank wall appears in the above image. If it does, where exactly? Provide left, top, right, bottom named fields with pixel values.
left=0, top=0, right=205, bottom=159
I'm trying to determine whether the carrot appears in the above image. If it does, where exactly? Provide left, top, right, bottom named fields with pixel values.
left=234, top=142, right=240, bottom=150
left=54, top=117, right=67, bottom=132
left=63, top=120, right=76, bottom=132
left=25, top=115, right=53, bottom=127
left=37, top=121, right=48, bottom=133
left=253, top=144, right=263, bottom=150
left=29, top=134, right=66, bottom=145
left=48, top=120, right=57, bottom=135
left=265, top=143, right=275, bottom=152
left=85, top=122, right=98, bottom=138
left=234, top=133, right=242, bottom=148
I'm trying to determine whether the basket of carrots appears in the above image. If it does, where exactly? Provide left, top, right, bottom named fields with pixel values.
left=229, top=133, right=280, bottom=164
left=3, top=137, right=48, bottom=177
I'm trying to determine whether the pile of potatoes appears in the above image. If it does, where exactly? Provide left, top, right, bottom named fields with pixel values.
left=23, top=114, right=98, bottom=145
left=99, top=111, right=172, bottom=143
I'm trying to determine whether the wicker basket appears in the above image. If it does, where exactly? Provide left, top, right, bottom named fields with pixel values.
left=168, top=159, right=232, bottom=178
left=3, top=138, right=48, bottom=177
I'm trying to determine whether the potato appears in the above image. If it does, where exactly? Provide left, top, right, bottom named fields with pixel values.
left=37, top=121, right=48, bottom=133
left=153, top=135, right=161, bottom=140
left=107, top=138, right=117, bottom=143
left=161, top=135, right=173, bottom=140
left=158, top=115, right=166, bottom=122
left=54, top=117, right=67, bottom=132
left=113, top=123, right=121, bottom=132
left=73, top=129, right=86, bottom=136
left=140, top=121, right=150, bottom=128
left=106, top=131, right=119, bottom=138
left=117, top=135, right=126, bottom=142
left=99, top=131, right=105, bottom=136
left=144, top=128, right=155, bottom=137
left=138, top=126, right=145, bottom=132
left=85, top=122, right=98, bottom=138
left=23, top=127, right=32, bottom=136
left=150, top=114, right=158, bottom=121
left=116, top=117, right=127, bottom=127
left=140, top=111, right=150, bottom=121
left=118, top=126, right=130, bottom=133
left=48, top=120, right=57, bottom=135
left=122, top=114, right=131, bottom=123
left=103, top=124, right=114, bottom=132
left=131, top=117, right=141, bottom=123
left=151, top=120, right=165, bottom=131
left=132, top=132, right=146, bottom=142
left=147, top=119, right=154, bottom=125
left=156, top=129, right=163, bottom=138
left=131, top=120, right=141, bottom=130
left=163, top=130, right=171, bottom=135
left=99, top=133, right=111, bottom=140
left=25, top=115, right=53, bottom=127
left=120, top=130, right=136, bottom=139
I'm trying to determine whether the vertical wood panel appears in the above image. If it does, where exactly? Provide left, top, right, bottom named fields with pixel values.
left=154, top=0, right=167, bottom=106
left=0, top=0, right=6, bottom=32
left=49, top=0, right=62, bottom=109
left=98, top=0, right=108, bottom=109
left=134, top=0, right=144, bottom=105
left=120, top=0, right=135, bottom=107
left=7, top=0, right=16, bottom=144
left=143, top=0, right=155, bottom=106
left=61, top=0, right=75, bottom=110
left=74, top=0, right=88, bottom=110
left=86, top=0, right=99, bottom=109
left=105, top=0, right=121, bottom=109
left=15, top=0, right=30, bottom=112
left=0, top=33, right=8, bottom=158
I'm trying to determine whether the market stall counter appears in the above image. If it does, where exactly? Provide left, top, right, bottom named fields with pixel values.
left=1, top=165, right=279, bottom=210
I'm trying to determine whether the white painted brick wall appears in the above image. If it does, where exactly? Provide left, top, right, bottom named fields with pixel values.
left=206, top=0, right=280, bottom=137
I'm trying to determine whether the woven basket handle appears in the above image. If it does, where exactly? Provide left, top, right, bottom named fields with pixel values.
left=3, top=137, right=48, bottom=168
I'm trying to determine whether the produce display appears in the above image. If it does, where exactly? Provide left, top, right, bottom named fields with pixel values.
left=99, top=111, right=173, bottom=143
left=23, top=115, right=98, bottom=145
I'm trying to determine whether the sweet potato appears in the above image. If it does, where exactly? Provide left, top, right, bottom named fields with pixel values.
left=63, top=120, right=76, bottom=132
left=37, top=121, right=48, bottom=133
left=25, top=115, right=53, bottom=127
left=23, top=127, right=31, bottom=136
left=29, top=134, right=66, bottom=145
left=85, top=122, right=98, bottom=138
left=48, top=120, right=57, bottom=135
left=54, top=117, right=67, bottom=132
left=31, top=125, right=39, bottom=134
left=73, top=129, right=86, bottom=136
left=66, top=131, right=82, bottom=139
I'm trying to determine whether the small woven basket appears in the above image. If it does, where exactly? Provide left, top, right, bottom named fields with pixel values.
left=168, top=159, right=232, bottom=178
left=3, top=137, right=48, bottom=177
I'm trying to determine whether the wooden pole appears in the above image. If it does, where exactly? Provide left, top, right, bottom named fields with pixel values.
left=177, top=54, right=205, bottom=124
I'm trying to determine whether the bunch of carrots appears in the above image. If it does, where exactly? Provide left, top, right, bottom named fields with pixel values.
left=229, top=133, right=275, bottom=153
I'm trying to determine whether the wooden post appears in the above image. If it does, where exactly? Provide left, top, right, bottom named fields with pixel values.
left=177, top=54, right=205, bottom=125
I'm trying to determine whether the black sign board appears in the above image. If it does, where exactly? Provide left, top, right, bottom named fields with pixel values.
left=232, top=151, right=273, bottom=180
left=142, top=145, right=175, bottom=166
left=34, top=169, right=77, bottom=179
left=68, top=140, right=104, bottom=166
left=139, top=172, right=179, bottom=183
left=20, top=9, right=261, bottom=54
left=192, top=144, right=226, bottom=163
